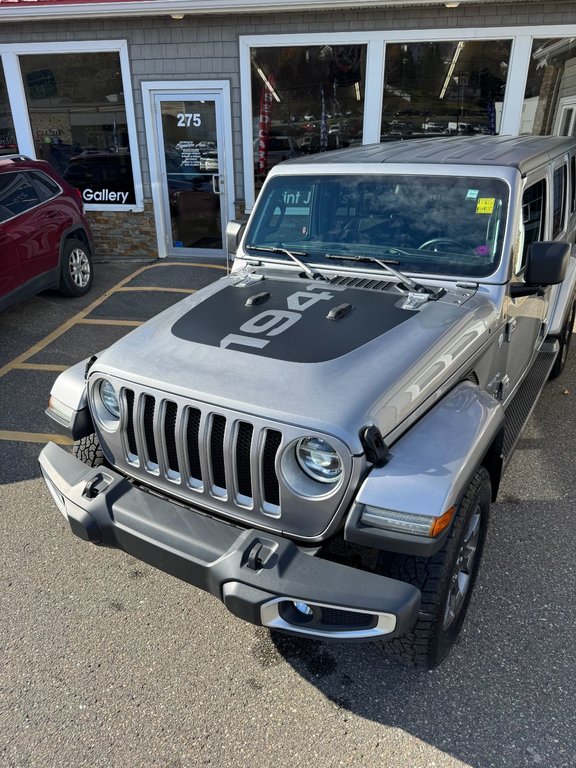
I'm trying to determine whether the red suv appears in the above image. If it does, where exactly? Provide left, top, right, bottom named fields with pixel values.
left=0, top=154, right=94, bottom=312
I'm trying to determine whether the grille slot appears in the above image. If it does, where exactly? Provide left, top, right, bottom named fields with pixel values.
left=143, top=394, right=157, bottom=466
left=210, top=414, right=227, bottom=491
left=186, top=407, right=202, bottom=483
left=124, top=389, right=137, bottom=457
left=236, top=422, right=254, bottom=498
left=164, top=401, right=179, bottom=474
left=262, top=430, right=282, bottom=507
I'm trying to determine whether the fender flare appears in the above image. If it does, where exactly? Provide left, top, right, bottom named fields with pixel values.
left=345, top=382, right=504, bottom=555
left=46, top=357, right=94, bottom=440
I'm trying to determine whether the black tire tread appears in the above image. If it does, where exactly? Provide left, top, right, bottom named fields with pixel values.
left=72, top=433, right=104, bottom=467
left=376, top=467, right=491, bottom=669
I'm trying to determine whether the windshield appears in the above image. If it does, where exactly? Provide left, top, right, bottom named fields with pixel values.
left=245, top=174, right=509, bottom=278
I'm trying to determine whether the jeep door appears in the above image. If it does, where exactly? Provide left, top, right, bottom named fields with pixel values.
left=504, top=176, right=549, bottom=390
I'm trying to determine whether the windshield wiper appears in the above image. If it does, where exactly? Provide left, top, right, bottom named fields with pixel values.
left=325, top=253, right=444, bottom=299
left=245, top=244, right=326, bottom=281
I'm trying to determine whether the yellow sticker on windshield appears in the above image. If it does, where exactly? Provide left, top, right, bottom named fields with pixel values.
left=476, top=198, right=495, bottom=214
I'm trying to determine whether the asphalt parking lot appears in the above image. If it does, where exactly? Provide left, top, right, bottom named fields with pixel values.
left=1, top=261, right=576, bottom=768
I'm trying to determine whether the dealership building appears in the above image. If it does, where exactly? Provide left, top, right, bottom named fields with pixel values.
left=1, top=0, right=575, bottom=261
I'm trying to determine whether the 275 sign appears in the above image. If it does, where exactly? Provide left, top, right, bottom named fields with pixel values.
left=177, top=113, right=202, bottom=127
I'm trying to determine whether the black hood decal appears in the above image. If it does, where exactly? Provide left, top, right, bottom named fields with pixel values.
left=171, top=279, right=415, bottom=363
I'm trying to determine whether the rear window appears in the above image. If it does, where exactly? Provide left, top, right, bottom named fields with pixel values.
left=0, top=171, right=41, bottom=222
left=28, top=170, right=60, bottom=201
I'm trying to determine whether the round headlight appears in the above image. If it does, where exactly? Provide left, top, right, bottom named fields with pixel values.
left=99, top=379, right=120, bottom=419
left=296, top=437, right=342, bottom=484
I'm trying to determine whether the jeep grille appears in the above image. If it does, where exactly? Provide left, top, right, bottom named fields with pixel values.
left=91, top=378, right=357, bottom=539
left=120, top=387, right=282, bottom=515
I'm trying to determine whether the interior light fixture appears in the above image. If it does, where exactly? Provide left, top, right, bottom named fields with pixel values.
left=439, top=40, right=465, bottom=99
left=445, top=2, right=460, bottom=7
left=255, top=64, right=281, bottom=103
left=170, top=13, right=185, bottom=19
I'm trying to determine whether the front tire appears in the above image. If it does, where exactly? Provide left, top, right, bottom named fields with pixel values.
left=376, top=467, right=491, bottom=669
left=72, top=433, right=104, bottom=467
left=58, top=237, right=93, bottom=297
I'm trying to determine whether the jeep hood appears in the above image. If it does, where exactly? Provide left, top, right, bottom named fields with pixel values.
left=94, top=272, right=495, bottom=453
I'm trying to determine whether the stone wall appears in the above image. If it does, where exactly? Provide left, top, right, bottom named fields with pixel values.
left=86, top=201, right=157, bottom=261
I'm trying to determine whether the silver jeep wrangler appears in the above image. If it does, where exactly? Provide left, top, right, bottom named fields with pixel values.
left=39, top=136, right=576, bottom=668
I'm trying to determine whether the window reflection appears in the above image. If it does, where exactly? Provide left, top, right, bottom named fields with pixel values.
left=250, top=45, right=367, bottom=190
left=20, top=52, right=135, bottom=205
left=0, top=66, right=17, bottom=156
left=522, top=39, right=576, bottom=135
left=381, top=40, right=511, bottom=140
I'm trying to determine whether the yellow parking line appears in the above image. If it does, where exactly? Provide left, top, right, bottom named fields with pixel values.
left=0, top=260, right=224, bottom=381
left=0, top=264, right=149, bottom=379
left=0, top=430, right=73, bottom=445
left=116, top=286, right=197, bottom=294
left=13, top=363, right=69, bottom=372
left=78, top=319, right=143, bottom=327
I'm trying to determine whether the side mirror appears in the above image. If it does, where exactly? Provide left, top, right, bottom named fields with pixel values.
left=226, top=220, right=246, bottom=257
left=525, top=241, right=571, bottom=286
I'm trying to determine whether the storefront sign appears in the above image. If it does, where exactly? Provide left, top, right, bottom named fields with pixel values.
left=83, top=188, right=130, bottom=204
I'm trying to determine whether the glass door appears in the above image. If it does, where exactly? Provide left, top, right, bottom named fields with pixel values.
left=155, top=95, right=227, bottom=256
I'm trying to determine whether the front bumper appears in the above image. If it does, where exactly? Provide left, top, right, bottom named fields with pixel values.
left=39, top=442, right=421, bottom=641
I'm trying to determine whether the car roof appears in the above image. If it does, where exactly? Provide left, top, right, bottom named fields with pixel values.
left=281, top=135, right=576, bottom=176
left=0, top=154, right=38, bottom=170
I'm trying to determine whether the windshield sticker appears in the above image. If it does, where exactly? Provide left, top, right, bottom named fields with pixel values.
left=466, top=189, right=479, bottom=200
left=476, top=197, right=495, bottom=214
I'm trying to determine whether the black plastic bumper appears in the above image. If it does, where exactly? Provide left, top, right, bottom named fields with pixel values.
left=38, top=442, right=421, bottom=640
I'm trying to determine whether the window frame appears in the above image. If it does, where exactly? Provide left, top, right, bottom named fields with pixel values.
left=240, top=24, right=576, bottom=213
left=516, top=175, right=547, bottom=276
left=552, top=160, right=568, bottom=239
left=0, top=40, right=143, bottom=212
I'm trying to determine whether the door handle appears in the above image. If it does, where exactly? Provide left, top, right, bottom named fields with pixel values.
left=212, top=174, right=223, bottom=195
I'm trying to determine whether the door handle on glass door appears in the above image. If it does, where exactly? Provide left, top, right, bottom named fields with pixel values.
left=212, top=174, right=223, bottom=195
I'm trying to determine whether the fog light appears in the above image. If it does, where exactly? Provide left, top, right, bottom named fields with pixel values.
left=293, top=601, right=313, bottom=616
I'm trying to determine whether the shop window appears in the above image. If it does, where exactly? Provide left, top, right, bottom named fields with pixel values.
left=250, top=45, right=367, bottom=191
left=19, top=52, right=135, bottom=206
left=522, top=39, right=576, bottom=135
left=381, top=40, right=511, bottom=140
left=0, top=66, right=17, bottom=156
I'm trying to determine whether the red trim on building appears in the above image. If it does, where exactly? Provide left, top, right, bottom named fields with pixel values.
left=0, top=0, right=143, bottom=6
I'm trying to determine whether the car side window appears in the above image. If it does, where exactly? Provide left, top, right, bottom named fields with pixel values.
left=518, top=179, right=546, bottom=274
left=552, top=165, right=567, bottom=237
left=571, top=156, right=576, bottom=216
left=0, top=172, right=41, bottom=219
left=28, top=170, right=60, bottom=202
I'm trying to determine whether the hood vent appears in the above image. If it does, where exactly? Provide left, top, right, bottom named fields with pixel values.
left=329, top=276, right=394, bottom=292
